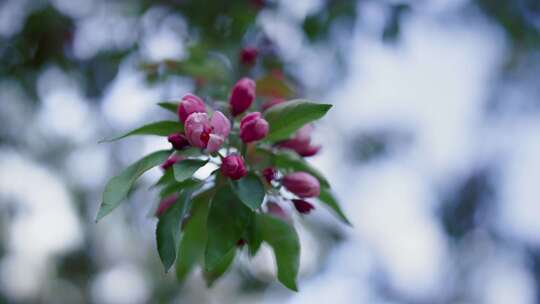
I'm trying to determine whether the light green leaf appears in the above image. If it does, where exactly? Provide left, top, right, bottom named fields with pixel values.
left=205, top=186, right=252, bottom=272
left=231, top=173, right=265, bottom=211
left=176, top=190, right=214, bottom=281
left=203, top=248, right=236, bottom=287
left=173, top=159, right=208, bottom=182
left=96, top=150, right=170, bottom=222
left=100, top=121, right=183, bottom=143
left=157, top=102, right=178, bottom=114
left=264, top=100, right=332, bottom=141
left=258, top=214, right=300, bottom=291
left=318, top=187, right=352, bottom=226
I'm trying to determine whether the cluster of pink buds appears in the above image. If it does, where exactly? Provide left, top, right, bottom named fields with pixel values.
left=160, top=77, right=323, bottom=217
left=97, top=69, right=346, bottom=292
left=164, top=78, right=282, bottom=155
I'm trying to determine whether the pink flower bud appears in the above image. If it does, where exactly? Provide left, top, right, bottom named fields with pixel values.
left=266, top=201, right=289, bottom=220
left=221, top=154, right=247, bottom=180
left=249, top=0, right=265, bottom=9
left=161, top=155, right=182, bottom=170
left=184, top=111, right=230, bottom=152
left=262, top=167, right=277, bottom=183
left=155, top=194, right=178, bottom=216
left=261, top=97, right=285, bottom=112
left=177, top=93, right=206, bottom=123
left=291, top=199, right=315, bottom=214
left=277, top=125, right=321, bottom=157
left=239, top=112, right=269, bottom=143
left=167, top=133, right=190, bottom=150
left=282, top=172, right=320, bottom=198
left=240, top=47, right=258, bottom=66
left=229, top=78, right=256, bottom=116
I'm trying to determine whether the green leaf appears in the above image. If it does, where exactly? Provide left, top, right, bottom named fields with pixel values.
left=264, top=100, right=332, bottom=141
left=156, top=183, right=204, bottom=271
left=205, top=186, right=252, bottom=272
left=259, top=148, right=330, bottom=187
left=158, top=178, right=201, bottom=199
left=157, top=102, right=178, bottom=114
left=318, top=187, right=352, bottom=226
left=153, top=169, right=175, bottom=189
left=258, top=214, right=300, bottom=291
left=100, top=121, right=183, bottom=143
left=173, top=159, right=208, bottom=182
left=176, top=190, right=213, bottom=281
left=231, top=173, right=266, bottom=211
left=176, top=147, right=203, bottom=158
left=256, top=74, right=295, bottom=98
left=96, top=150, right=170, bottom=222
left=203, top=248, right=236, bottom=287
left=156, top=191, right=189, bottom=272
left=246, top=214, right=262, bottom=257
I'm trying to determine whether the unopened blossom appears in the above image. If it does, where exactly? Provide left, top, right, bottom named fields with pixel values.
left=155, top=194, right=177, bottom=216
left=277, top=125, right=321, bottom=157
left=221, top=154, right=247, bottom=180
left=282, top=172, right=320, bottom=198
left=167, top=133, right=190, bottom=150
left=177, top=93, right=206, bottom=123
left=262, top=167, right=277, bottom=183
left=266, top=201, right=289, bottom=220
left=291, top=199, right=315, bottom=214
left=240, top=47, right=258, bottom=66
left=184, top=111, right=231, bottom=152
left=239, top=112, right=269, bottom=143
left=229, top=78, right=256, bottom=116
left=161, top=155, right=182, bottom=170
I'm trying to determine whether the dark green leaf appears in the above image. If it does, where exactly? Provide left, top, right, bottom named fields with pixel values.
left=258, top=214, right=300, bottom=291
left=153, top=169, right=175, bottom=189
left=203, top=248, right=236, bottom=287
left=173, top=159, right=208, bottom=182
left=205, top=186, right=252, bottom=271
left=176, top=147, right=203, bottom=158
left=156, top=191, right=191, bottom=272
left=264, top=100, right=332, bottom=141
left=318, top=187, right=352, bottom=226
left=100, top=121, right=183, bottom=143
left=259, top=148, right=330, bottom=187
left=176, top=190, right=214, bottom=281
left=246, top=214, right=262, bottom=257
left=231, top=173, right=265, bottom=211
left=96, top=150, right=170, bottom=222
left=159, top=178, right=202, bottom=199
left=157, top=102, right=178, bottom=114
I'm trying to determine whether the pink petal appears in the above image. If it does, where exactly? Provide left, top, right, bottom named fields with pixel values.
left=184, top=112, right=210, bottom=148
left=210, top=111, right=231, bottom=137
left=206, top=134, right=224, bottom=153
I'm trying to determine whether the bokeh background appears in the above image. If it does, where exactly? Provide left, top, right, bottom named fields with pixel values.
left=1, top=0, right=540, bottom=303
